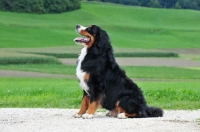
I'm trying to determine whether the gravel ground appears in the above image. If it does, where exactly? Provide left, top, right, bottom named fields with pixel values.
left=0, top=70, right=75, bottom=78
left=60, top=57, right=200, bottom=67
left=0, top=109, right=199, bottom=132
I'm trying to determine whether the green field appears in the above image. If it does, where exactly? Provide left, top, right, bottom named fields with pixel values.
left=0, top=2, right=200, bottom=110
left=0, top=65, right=200, bottom=80
left=0, top=64, right=200, bottom=109
left=0, top=2, right=200, bottom=48
left=0, top=78, right=81, bottom=108
left=0, top=78, right=199, bottom=109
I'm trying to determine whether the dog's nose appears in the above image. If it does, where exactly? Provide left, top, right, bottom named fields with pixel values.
left=76, top=24, right=80, bottom=29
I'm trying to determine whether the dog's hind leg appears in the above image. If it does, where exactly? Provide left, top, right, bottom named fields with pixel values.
left=116, top=106, right=137, bottom=119
left=106, top=109, right=118, bottom=117
left=115, top=101, right=137, bottom=119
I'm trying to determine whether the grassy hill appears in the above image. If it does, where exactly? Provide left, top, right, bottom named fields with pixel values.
left=0, top=2, right=200, bottom=110
left=0, top=2, right=200, bottom=48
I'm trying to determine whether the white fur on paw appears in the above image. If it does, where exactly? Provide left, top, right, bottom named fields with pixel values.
left=106, top=110, right=111, bottom=116
left=117, top=113, right=128, bottom=119
left=73, top=113, right=82, bottom=118
left=106, top=110, right=118, bottom=117
left=82, top=113, right=94, bottom=119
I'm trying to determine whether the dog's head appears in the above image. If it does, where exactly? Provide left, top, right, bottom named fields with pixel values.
left=74, top=24, right=116, bottom=68
left=74, top=24, right=110, bottom=50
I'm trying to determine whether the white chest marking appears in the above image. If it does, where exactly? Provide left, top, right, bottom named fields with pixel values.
left=76, top=47, right=90, bottom=95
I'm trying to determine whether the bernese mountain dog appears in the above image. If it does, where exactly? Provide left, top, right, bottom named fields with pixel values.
left=73, top=24, right=163, bottom=119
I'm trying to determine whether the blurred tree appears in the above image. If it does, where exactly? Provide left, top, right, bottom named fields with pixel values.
left=149, top=0, right=162, bottom=7
left=90, top=0, right=200, bottom=10
left=176, top=0, right=200, bottom=10
left=159, top=0, right=178, bottom=8
left=0, top=0, right=81, bottom=13
left=140, top=0, right=150, bottom=6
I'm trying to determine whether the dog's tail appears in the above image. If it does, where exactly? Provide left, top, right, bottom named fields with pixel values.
left=146, top=106, right=163, bottom=117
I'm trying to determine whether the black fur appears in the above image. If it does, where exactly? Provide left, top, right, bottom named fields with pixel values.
left=80, top=25, right=163, bottom=118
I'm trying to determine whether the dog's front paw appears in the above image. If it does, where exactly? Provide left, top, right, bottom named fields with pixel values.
left=117, top=113, right=128, bottom=119
left=73, top=113, right=82, bottom=118
left=82, top=113, right=94, bottom=119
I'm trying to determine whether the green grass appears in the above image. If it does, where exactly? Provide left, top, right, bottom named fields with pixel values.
left=0, top=2, right=200, bottom=48
left=0, top=64, right=76, bottom=75
left=0, top=78, right=81, bottom=108
left=0, top=1, right=199, bottom=110
left=0, top=65, right=200, bottom=80
left=0, top=78, right=199, bottom=109
left=0, top=48, right=179, bottom=63
left=19, top=52, right=179, bottom=58
left=138, top=82, right=200, bottom=109
left=123, top=66, right=200, bottom=79
left=0, top=51, right=61, bottom=65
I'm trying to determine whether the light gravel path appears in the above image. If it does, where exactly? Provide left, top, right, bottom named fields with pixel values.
left=0, top=70, right=75, bottom=78
left=60, top=57, right=200, bottom=67
left=115, top=57, right=200, bottom=67
left=0, top=109, right=199, bottom=132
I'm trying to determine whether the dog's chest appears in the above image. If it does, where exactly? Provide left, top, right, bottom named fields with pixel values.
left=76, top=47, right=89, bottom=94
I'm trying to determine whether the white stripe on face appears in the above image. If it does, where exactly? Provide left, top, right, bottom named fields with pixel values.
left=76, top=25, right=87, bottom=33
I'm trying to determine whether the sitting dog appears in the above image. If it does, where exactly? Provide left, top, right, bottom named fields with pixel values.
left=73, top=24, right=163, bottom=119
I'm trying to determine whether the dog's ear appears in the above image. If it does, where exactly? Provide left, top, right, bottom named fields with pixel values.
left=94, top=27, right=110, bottom=55
left=92, top=26, right=117, bottom=69
left=97, top=28, right=109, bottom=48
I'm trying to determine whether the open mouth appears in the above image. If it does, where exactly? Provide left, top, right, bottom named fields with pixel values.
left=74, top=36, right=91, bottom=44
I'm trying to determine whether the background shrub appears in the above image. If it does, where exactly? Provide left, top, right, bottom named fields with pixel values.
left=114, top=52, right=179, bottom=58
left=23, top=52, right=179, bottom=58
left=0, top=0, right=81, bottom=14
left=0, top=53, right=61, bottom=65
left=90, top=0, right=200, bottom=11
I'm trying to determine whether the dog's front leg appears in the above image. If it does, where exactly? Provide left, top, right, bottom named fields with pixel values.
left=74, top=95, right=89, bottom=118
left=82, top=101, right=100, bottom=119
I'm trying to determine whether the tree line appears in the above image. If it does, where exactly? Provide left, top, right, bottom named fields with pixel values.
left=89, top=0, right=200, bottom=10
left=0, top=0, right=81, bottom=14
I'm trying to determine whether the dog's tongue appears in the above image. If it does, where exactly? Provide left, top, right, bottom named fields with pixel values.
left=74, top=37, right=90, bottom=43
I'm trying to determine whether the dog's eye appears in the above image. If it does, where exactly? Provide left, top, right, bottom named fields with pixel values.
left=87, top=27, right=91, bottom=31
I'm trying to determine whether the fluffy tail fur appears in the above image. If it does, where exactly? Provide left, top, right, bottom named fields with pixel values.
left=137, top=106, right=163, bottom=118
left=146, top=106, right=163, bottom=117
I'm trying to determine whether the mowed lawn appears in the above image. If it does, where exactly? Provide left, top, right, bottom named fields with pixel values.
left=0, top=78, right=199, bottom=110
left=0, top=65, right=200, bottom=109
left=0, top=2, right=200, bottom=48
left=0, top=2, right=200, bottom=110
left=0, top=64, right=200, bottom=79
